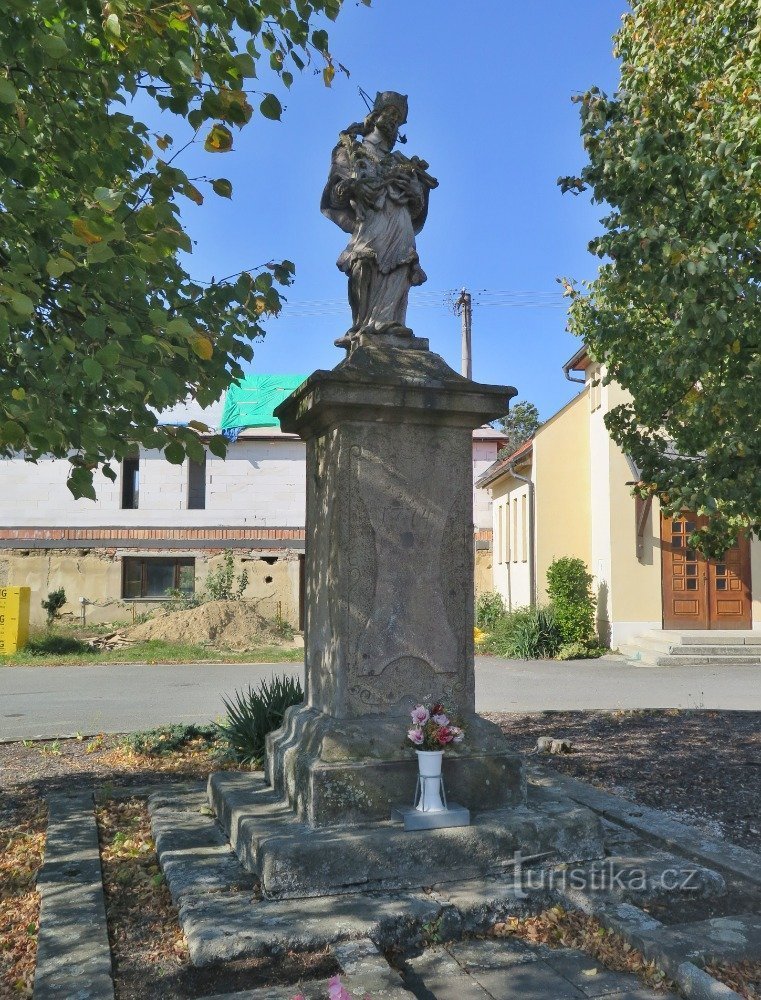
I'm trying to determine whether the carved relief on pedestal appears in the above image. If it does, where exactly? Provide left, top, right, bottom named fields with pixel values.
left=337, top=431, right=468, bottom=713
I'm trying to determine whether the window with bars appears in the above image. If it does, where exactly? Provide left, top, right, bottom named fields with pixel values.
left=122, top=558, right=195, bottom=599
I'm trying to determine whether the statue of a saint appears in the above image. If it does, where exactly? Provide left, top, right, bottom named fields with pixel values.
left=321, top=91, right=438, bottom=350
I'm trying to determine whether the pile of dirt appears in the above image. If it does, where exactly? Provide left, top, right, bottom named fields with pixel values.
left=125, top=600, right=288, bottom=651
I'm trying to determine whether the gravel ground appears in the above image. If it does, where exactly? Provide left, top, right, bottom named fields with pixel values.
left=490, top=709, right=761, bottom=851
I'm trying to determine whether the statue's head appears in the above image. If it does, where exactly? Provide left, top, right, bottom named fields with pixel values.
left=369, top=91, right=408, bottom=145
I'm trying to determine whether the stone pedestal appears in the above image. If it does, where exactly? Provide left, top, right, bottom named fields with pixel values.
left=208, top=338, right=606, bottom=895
left=266, top=340, right=521, bottom=826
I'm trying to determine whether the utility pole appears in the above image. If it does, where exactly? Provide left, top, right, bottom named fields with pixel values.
left=455, top=287, right=473, bottom=379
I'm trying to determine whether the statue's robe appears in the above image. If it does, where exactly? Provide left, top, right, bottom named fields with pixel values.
left=321, top=137, right=431, bottom=338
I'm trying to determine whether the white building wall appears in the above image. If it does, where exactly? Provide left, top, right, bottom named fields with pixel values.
left=0, top=439, right=307, bottom=528
left=473, top=440, right=500, bottom=530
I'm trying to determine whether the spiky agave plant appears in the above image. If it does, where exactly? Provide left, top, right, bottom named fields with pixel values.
left=217, top=674, right=303, bottom=765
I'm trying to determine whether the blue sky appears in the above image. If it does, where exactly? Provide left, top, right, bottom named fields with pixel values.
left=150, top=0, right=629, bottom=421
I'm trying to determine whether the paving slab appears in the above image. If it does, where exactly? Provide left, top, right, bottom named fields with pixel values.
left=541, top=947, right=647, bottom=998
left=402, top=948, right=493, bottom=999
left=33, top=791, right=113, bottom=1000
left=446, top=936, right=538, bottom=970
left=468, top=960, right=587, bottom=1000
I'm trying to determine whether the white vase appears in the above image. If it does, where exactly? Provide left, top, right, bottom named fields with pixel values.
left=415, top=750, right=446, bottom=813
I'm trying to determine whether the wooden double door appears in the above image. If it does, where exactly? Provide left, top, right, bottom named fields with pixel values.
left=661, top=514, right=752, bottom=629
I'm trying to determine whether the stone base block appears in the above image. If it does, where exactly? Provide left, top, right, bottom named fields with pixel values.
left=391, top=803, right=471, bottom=830
left=265, top=706, right=526, bottom=826
left=208, top=772, right=605, bottom=899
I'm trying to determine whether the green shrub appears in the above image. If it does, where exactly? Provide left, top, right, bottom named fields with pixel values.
left=217, top=673, right=303, bottom=765
left=41, top=587, right=67, bottom=624
left=122, top=723, right=219, bottom=756
left=484, top=605, right=561, bottom=659
left=27, top=634, right=94, bottom=656
left=556, top=642, right=604, bottom=661
left=546, top=557, right=597, bottom=646
left=204, top=551, right=249, bottom=602
left=476, top=591, right=507, bottom=631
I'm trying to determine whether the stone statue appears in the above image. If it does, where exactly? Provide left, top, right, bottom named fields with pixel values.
left=321, top=91, right=438, bottom=350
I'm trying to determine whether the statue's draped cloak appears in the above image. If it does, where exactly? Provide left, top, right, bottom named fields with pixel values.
left=320, top=138, right=431, bottom=336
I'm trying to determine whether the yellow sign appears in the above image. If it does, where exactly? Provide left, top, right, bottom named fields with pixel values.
left=0, top=586, right=30, bottom=654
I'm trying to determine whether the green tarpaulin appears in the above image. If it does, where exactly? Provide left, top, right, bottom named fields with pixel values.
left=220, top=374, right=306, bottom=432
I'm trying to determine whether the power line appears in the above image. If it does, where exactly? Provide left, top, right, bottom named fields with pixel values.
left=272, top=288, right=565, bottom=319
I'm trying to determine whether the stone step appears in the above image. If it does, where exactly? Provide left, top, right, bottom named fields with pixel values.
left=653, top=655, right=761, bottom=667
left=208, top=771, right=605, bottom=900
left=668, top=645, right=761, bottom=657
left=638, top=630, right=761, bottom=646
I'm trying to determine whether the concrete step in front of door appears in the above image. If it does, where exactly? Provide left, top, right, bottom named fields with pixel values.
left=620, top=631, right=761, bottom=667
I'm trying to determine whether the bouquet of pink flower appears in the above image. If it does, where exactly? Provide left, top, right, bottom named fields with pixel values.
left=293, top=975, right=369, bottom=1000
left=407, top=701, right=465, bottom=750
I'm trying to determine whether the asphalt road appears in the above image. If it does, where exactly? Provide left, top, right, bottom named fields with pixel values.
left=1, top=656, right=758, bottom=741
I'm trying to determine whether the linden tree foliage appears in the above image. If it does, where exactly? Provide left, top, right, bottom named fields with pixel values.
left=560, top=0, right=760, bottom=557
left=0, top=0, right=361, bottom=498
left=498, top=400, right=541, bottom=458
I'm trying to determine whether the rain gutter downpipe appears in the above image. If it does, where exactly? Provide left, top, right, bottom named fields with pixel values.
left=507, top=460, right=536, bottom=608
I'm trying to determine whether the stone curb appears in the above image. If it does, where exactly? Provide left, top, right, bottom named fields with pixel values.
left=33, top=790, right=114, bottom=1000
left=529, top=766, right=761, bottom=888
left=556, top=890, right=744, bottom=1000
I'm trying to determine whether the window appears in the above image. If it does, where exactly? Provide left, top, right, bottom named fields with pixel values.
left=503, top=502, right=510, bottom=562
left=496, top=503, right=503, bottom=564
left=512, top=497, right=518, bottom=563
left=121, top=457, right=139, bottom=509
left=122, top=558, right=195, bottom=599
left=187, top=453, right=206, bottom=510
left=521, top=495, right=528, bottom=562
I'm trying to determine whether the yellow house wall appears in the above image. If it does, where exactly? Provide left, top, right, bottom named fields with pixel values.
left=604, top=382, right=663, bottom=639
left=533, top=392, right=592, bottom=602
left=490, top=473, right=532, bottom=610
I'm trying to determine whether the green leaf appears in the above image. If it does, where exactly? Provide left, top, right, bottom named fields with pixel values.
left=39, top=34, right=68, bottom=58
left=82, top=357, right=104, bottom=382
left=5, top=290, right=34, bottom=316
left=259, top=94, right=282, bottom=121
left=67, top=467, right=96, bottom=501
left=11, top=387, right=25, bottom=401
left=93, top=187, right=124, bottom=212
left=164, top=441, right=186, bottom=464
left=104, top=13, right=121, bottom=37
left=208, top=435, right=227, bottom=458
left=46, top=257, right=77, bottom=278
left=175, top=50, right=194, bottom=77
left=1, top=420, right=26, bottom=446
left=212, top=178, right=233, bottom=198
left=0, top=78, right=18, bottom=104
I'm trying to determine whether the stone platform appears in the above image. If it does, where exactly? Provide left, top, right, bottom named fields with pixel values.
left=265, top=707, right=525, bottom=826
left=208, top=771, right=605, bottom=899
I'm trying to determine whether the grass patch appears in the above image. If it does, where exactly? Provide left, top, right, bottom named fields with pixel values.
left=0, top=638, right=303, bottom=667
left=121, top=724, right=220, bottom=757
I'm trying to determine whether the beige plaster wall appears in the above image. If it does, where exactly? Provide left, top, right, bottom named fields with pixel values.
left=751, top=536, right=761, bottom=628
left=533, top=393, right=592, bottom=602
left=0, top=548, right=303, bottom=627
left=474, top=546, right=493, bottom=599
left=603, top=382, right=663, bottom=644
